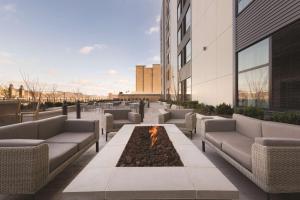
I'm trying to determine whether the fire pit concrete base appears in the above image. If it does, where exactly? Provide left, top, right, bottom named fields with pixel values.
left=63, top=124, right=239, bottom=200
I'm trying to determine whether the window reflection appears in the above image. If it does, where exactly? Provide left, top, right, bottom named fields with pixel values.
left=185, top=40, right=191, bottom=63
left=238, top=0, right=252, bottom=13
left=185, top=7, right=191, bottom=31
left=238, top=38, right=269, bottom=72
left=238, top=67, right=269, bottom=108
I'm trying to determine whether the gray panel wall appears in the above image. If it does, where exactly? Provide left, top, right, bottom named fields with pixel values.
left=236, top=0, right=300, bottom=52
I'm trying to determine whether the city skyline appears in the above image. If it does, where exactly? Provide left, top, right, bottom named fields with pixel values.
left=0, top=0, right=161, bottom=96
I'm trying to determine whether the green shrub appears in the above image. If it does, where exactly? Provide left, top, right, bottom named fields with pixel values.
left=271, top=112, right=300, bottom=125
left=195, top=103, right=215, bottom=115
left=182, top=101, right=198, bottom=109
left=235, top=106, right=264, bottom=119
left=215, top=103, right=233, bottom=115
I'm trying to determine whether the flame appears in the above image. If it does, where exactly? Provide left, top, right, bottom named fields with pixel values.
left=149, top=126, right=159, bottom=147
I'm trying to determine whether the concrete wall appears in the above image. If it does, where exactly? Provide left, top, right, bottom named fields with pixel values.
left=136, top=65, right=144, bottom=93
left=152, top=64, right=162, bottom=94
left=191, top=0, right=234, bottom=106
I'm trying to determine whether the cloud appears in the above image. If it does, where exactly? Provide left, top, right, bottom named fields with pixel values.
left=0, top=51, right=15, bottom=65
left=107, top=69, right=118, bottom=75
left=145, top=14, right=160, bottom=35
left=146, top=55, right=160, bottom=64
left=146, top=26, right=159, bottom=35
left=155, top=15, right=160, bottom=23
left=79, top=44, right=107, bottom=55
left=1, top=4, right=16, bottom=12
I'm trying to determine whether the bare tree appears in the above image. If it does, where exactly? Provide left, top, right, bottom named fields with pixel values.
left=0, top=83, right=10, bottom=99
left=45, top=84, right=58, bottom=102
left=20, top=71, right=45, bottom=105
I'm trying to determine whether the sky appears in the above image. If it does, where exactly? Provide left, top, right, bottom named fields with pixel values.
left=0, top=0, right=161, bottom=96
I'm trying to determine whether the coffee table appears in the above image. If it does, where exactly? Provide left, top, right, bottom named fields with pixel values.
left=63, top=124, right=239, bottom=200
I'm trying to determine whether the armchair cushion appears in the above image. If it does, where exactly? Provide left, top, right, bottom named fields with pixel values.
left=165, top=119, right=186, bottom=128
left=47, top=142, right=78, bottom=172
left=113, top=120, right=134, bottom=130
left=46, top=132, right=94, bottom=150
left=185, top=112, right=196, bottom=131
left=128, top=112, right=141, bottom=123
left=0, top=139, right=44, bottom=147
left=255, top=137, right=300, bottom=147
left=262, top=121, right=300, bottom=139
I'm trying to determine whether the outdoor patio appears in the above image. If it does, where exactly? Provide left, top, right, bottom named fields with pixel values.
left=0, top=102, right=299, bottom=200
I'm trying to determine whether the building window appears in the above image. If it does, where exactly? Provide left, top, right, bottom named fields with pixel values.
left=185, top=40, right=191, bottom=63
left=237, top=0, right=253, bottom=13
left=177, top=1, right=182, bottom=20
left=181, top=77, right=192, bottom=101
left=272, top=20, right=300, bottom=110
left=177, top=27, right=181, bottom=45
left=185, top=6, right=191, bottom=31
left=178, top=53, right=182, bottom=69
left=238, top=38, right=270, bottom=108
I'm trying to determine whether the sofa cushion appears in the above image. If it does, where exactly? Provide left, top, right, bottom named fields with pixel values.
left=0, top=121, right=38, bottom=139
left=47, top=142, right=78, bottom=172
left=222, top=136, right=254, bottom=171
left=113, top=120, right=134, bottom=129
left=206, top=132, right=241, bottom=149
left=0, top=139, right=44, bottom=147
left=262, top=121, right=300, bottom=139
left=165, top=119, right=186, bottom=128
left=46, top=132, right=94, bottom=150
left=233, top=114, right=262, bottom=139
left=38, top=115, right=67, bottom=139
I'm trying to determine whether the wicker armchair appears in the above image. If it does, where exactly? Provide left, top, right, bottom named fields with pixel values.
left=102, top=109, right=141, bottom=141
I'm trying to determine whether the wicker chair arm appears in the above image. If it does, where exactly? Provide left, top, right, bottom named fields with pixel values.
left=102, top=113, right=113, bottom=132
left=252, top=143, right=300, bottom=193
left=0, top=144, right=49, bottom=194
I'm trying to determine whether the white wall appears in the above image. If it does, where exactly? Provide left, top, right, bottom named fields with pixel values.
left=191, top=0, right=234, bottom=106
left=168, top=0, right=178, bottom=99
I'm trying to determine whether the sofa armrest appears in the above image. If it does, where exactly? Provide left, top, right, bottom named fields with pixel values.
left=185, top=112, right=196, bottom=131
left=202, top=119, right=236, bottom=133
left=252, top=143, right=300, bottom=193
left=0, top=139, right=44, bottom=147
left=102, top=113, right=113, bottom=132
left=0, top=144, right=49, bottom=194
left=255, top=137, right=300, bottom=147
left=158, top=111, right=171, bottom=124
left=128, top=112, right=141, bottom=124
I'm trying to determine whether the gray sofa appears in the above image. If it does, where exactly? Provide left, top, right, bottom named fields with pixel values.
left=102, top=109, right=141, bottom=141
left=201, top=114, right=300, bottom=195
left=158, top=109, right=196, bottom=138
left=0, top=115, right=99, bottom=194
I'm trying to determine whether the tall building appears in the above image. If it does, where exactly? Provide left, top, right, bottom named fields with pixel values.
left=161, top=0, right=234, bottom=105
left=135, top=64, right=161, bottom=94
left=235, top=0, right=300, bottom=110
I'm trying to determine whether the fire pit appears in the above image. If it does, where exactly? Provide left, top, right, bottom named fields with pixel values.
left=64, top=124, right=238, bottom=200
left=117, top=126, right=183, bottom=167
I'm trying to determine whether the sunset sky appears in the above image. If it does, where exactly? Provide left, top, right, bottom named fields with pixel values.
left=0, top=0, right=161, bottom=95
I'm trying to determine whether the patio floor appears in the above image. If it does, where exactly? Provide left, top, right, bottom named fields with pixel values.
left=0, top=102, right=299, bottom=200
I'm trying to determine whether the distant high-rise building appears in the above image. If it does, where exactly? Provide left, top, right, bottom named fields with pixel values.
left=135, top=64, right=161, bottom=94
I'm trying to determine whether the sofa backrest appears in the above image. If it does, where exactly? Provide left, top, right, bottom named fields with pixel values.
left=233, top=114, right=262, bottom=138
left=168, top=109, right=194, bottom=119
left=37, top=115, right=67, bottom=139
left=262, top=121, right=300, bottom=139
left=104, top=109, right=131, bottom=120
left=0, top=121, right=38, bottom=139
